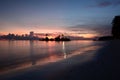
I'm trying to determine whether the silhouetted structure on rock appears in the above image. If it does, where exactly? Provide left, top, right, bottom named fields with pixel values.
left=55, top=35, right=61, bottom=41
left=55, top=34, right=70, bottom=41
left=112, top=16, right=120, bottom=39
left=41, top=34, right=70, bottom=41
left=45, top=34, right=49, bottom=41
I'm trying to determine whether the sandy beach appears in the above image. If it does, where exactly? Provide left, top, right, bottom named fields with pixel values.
left=0, top=40, right=118, bottom=80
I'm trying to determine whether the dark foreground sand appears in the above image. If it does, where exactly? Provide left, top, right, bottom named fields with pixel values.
left=0, top=40, right=119, bottom=80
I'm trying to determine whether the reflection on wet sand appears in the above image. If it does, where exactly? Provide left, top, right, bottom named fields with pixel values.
left=0, top=40, right=104, bottom=75
left=63, top=41, right=67, bottom=59
left=30, top=41, right=36, bottom=65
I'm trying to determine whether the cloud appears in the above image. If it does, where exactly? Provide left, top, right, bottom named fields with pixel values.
left=97, top=1, right=112, bottom=7
left=114, top=1, right=120, bottom=6
left=89, top=0, right=120, bottom=8
left=68, top=24, right=111, bottom=36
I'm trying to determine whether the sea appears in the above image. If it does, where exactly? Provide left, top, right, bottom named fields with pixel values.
left=0, top=40, right=106, bottom=74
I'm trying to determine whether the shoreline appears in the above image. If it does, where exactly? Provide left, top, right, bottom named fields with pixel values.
left=0, top=40, right=118, bottom=80
left=0, top=43, right=104, bottom=80
left=0, top=43, right=101, bottom=73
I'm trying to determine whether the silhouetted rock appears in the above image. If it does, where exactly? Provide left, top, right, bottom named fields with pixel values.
left=112, top=16, right=120, bottom=39
left=98, top=36, right=114, bottom=41
left=40, top=34, right=70, bottom=41
left=55, top=35, right=61, bottom=41
left=96, top=15, right=120, bottom=41
left=55, top=35, right=70, bottom=41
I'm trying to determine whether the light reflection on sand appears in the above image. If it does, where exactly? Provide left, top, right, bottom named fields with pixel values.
left=0, top=40, right=105, bottom=75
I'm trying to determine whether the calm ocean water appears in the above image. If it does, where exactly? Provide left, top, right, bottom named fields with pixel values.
left=0, top=40, right=106, bottom=74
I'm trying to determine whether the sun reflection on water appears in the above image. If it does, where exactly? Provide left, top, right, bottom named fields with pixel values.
left=0, top=40, right=104, bottom=75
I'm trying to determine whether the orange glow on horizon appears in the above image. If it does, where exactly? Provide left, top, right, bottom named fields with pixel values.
left=0, top=27, right=99, bottom=38
left=0, top=25, right=67, bottom=35
left=48, top=36, right=54, bottom=39
left=0, top=32, right=97, bottom=38
left=81, top=34, right=97, bottom=38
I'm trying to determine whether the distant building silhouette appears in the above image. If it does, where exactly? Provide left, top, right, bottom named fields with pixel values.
left=112, top=16, right=120, bottom=39
left=29, top=31, right=34, bottom=38
left=29, top=31, right=34, bottom=40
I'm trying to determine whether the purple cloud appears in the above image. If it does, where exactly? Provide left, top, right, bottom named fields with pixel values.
left=68, top=24, right=111, bottom=36
left=114, top=1, right=120, bottom=6
left=89, top=0, right=120, bottom=8
left=97, top=1, right=112, bottom=7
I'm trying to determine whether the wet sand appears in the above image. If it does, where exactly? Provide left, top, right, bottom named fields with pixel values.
left=0, top=40, right=119, bottom=80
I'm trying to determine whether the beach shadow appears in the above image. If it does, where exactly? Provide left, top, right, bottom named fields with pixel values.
left=49, top=40, right=118, bottom=80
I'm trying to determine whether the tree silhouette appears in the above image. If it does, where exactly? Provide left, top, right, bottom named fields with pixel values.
left=112, top=16, right=120, bottom=39
left=45, top=34, right=49, bottom=41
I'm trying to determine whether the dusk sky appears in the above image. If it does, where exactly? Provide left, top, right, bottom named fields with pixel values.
left=0, top=0, right=120, bottom=37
